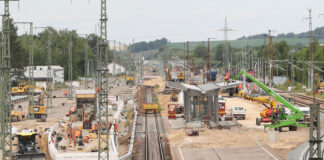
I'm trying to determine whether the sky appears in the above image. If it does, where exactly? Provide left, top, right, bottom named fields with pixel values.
left=3, top=0, right=324, bottom=44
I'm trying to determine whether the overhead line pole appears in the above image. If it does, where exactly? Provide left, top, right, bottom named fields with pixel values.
left=14, top=21, right=34, bottom=119
left=98, top=0, right=110, bottom=159
left=68, top=32, right=73, bottom=100
left=306, top=9, right=322, bottom=160
left=35, top=26, right=53, bottom=109
left=0, top=0, right=19, bottom=159
left=207, top=38, right=216, bottom=82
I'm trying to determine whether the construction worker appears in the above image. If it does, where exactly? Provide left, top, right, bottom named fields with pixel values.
left=21, top=110, right=25, bottom=119
left=64, top=90, right=67, bottom=97
left=91, top=123, right=98, bottom=134
left=70, top=106, right=76, bottom=114
left=83, top=135, right=90, bottom=143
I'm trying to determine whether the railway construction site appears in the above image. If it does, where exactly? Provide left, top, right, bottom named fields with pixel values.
left=2, top=0, right=324, bottom=160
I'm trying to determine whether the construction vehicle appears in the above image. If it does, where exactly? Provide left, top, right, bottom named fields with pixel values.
left=168, top=103, right=177, bottom=119
left=11, top=82, right=30, bottom=96
left=218, top=96, right=226, bottom=116
left=234, top=70, right=307, bottom=131
left=177, top=68, right=185, bottom=82
left=11, top=106, right=25, bottom=122
left=126, top=74, right=135, bottom=85
left=76, top=90, right=96, bottom=129
left=210, top=70, right=217, bottom=81
left=230, top=106, right=246, bottom=120
left=13, top=130, right=46, bottom=160
left=29, top=87, right=47, bottom=122
left=256, top=100, right=277, bottom=125
left=170, top=92, right=178, bottom=102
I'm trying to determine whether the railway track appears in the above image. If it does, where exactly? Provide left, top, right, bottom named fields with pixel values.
left=302, top=134, right=324, bottom=160
left=277, top=92, right=324, bottom=113
left=145, top=112, right=164, bottom=160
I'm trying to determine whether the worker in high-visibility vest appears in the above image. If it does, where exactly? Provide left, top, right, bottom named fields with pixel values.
left=84, top=135, right=90, bottom=143
left=21, top=110, right=25, bottom=119
left=64, top=90, right=67, bottom=97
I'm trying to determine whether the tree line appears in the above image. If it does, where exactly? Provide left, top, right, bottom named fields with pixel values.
left=8, top=18, right=118, bottom=82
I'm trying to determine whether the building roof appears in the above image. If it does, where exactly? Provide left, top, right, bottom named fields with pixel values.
left=76, top=89, right=96, bottom=95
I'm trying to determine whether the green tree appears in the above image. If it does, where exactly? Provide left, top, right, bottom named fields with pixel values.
left=193, top=45, right=208, bottom=58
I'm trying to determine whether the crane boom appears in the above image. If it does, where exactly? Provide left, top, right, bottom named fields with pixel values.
left=234, top=69, right=306, bottom=129
left=234, top=70, right=301, bottom=114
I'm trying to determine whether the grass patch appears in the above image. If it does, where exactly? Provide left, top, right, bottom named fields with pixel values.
left=154, top=96, right=163, bottom=112
left=54, top=82, right=68, bottom=90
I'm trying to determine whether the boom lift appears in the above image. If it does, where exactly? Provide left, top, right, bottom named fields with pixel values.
left=234, top=70, right=306, bottom=131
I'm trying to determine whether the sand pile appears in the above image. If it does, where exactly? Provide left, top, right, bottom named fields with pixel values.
left=142, top=77, right=165, bottom=92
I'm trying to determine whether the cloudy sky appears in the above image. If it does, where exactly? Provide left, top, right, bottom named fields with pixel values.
left=3, top=0, right=324, bottom=43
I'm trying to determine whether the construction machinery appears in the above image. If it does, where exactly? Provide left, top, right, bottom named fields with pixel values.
left=234, top=70, right=307, bottom=131
left=29, top=87, right=48, bottom=122
left=177, top=69, right=185, bottom=82
left=256, top=100, right=277, bottom=125
left=170, top=92, right=178, bottom=102
left=126, top=74, right=135, bottom=85
left=11, top=82, right=30, bottom=96
left=76, top=90, right=96, bottom=129
left=13, top=130, right=46, bottom=160
left=11, top=105, right=25, bottom=122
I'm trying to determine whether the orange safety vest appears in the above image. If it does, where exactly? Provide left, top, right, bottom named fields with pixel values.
left=64, top=91, right=67, bottom=95
left=84, top=136, right=89, bottom=143
left=21, top=110, right=25, bottom=115
left=75, top=131, right=81, bottom=137
left=71, top=107, right=76, bottom=112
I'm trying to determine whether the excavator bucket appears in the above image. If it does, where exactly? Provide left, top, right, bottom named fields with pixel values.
left=16, top=153, right=46, bottom=160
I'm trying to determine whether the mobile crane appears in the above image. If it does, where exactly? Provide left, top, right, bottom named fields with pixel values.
left=234, top=70, right=307, bottom=131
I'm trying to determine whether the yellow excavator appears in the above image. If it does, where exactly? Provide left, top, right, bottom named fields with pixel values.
left=29, top=87, right=47, bottom=122
left=177, top=68, right=185, bottom=82
left=126, top=74, right=135, bottom=85
left=11, top=82, right=30, bottom=96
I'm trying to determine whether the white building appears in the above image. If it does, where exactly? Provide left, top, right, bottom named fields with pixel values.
left=107, top=63, right=125, bottom=75
left=24, top=65, right=64, bottom=88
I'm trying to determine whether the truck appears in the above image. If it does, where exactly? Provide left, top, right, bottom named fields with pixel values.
left=210, top=70, right=217, bottom=81
left=230, top=106, right=246, bottom=120
left=234, top=70, right=306, bottom=132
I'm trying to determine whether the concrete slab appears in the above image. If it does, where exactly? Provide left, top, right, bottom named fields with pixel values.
left=179, top=148, right=221, bottom=160
left=169, top=119, right=185, bottom=129
left=214, top=146, right=279, bottom=160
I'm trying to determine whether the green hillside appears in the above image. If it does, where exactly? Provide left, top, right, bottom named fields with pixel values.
left=168, top=38, right=324, bottom=50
